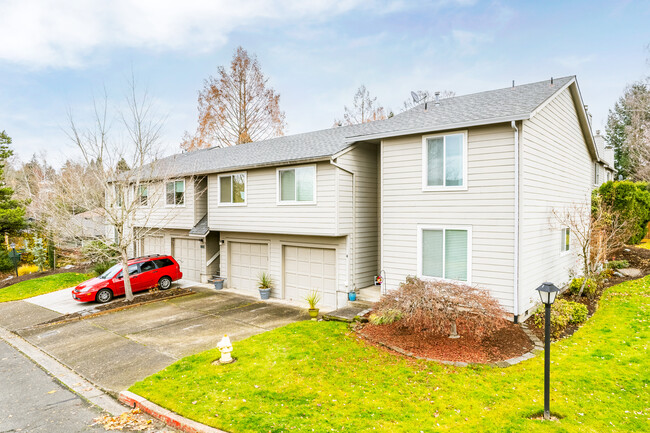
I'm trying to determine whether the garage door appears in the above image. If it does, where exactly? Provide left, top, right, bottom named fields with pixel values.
left=173, top=238, right=203, bottom=281
left=142, top=235, right=164, bottom=256
left=284, top=246, right=337, bottom=308
left=229, top=242, right=269, bottom=291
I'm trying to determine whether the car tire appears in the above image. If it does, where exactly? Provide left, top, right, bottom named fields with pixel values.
left=158, top=276, right=172, bottom=290
left=96, top=288, right=113, bottom=304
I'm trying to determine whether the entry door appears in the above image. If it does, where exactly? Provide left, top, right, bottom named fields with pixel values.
left=283, top=246, right=337, bottom=308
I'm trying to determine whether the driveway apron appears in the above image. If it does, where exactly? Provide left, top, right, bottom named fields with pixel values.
left=3, top=286, right=307, bottom=393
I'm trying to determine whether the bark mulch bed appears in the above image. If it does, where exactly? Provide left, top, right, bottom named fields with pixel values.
left=37, top=287, right=195, bottom=327
left=529, top=245, right=650, bottom=342
left=357, top=320, right=533, bottom=364
left=0, top=265, right=92, bottom=289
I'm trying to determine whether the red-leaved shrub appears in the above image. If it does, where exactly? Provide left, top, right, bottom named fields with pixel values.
left=373, top=276, right=507, bottom=338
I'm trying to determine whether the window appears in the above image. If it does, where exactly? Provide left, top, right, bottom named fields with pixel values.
left=219, top=173, right=246, bottom=205
left=423, top=132, right=467, bottom=190
left=561, top=228, right=570, bottom=252
left=166, top=180, right=185, bottom=206
left=594, top=163, right=600, bottom=185
left=140, top=261, right=156, bottom=273
left=419, top=227, right=470, bottom=282
left=116, top=264, right=139, bottom=279
left=153, top=258, right=174, bottom=268
left=138, top=185, right=148, bottom=206
left=278, top=166, right=316, bottom=203
left=114, top=184, right=123, bottom=207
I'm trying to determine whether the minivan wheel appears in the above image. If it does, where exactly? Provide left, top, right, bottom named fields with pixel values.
left=158, top=276, right=172, bottom=290
left=96, top=288, right=113, bottom=304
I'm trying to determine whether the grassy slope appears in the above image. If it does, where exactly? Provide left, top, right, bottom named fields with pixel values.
left=0, top=273, right=92, bottom=302
left=130, top=277, right=650, bottom=433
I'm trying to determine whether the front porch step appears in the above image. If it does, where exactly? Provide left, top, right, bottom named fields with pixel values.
left=323, top=306, right=371, bottom=323
left=357, top=285, right=382, bottom=303
left=350, top=299, right=375, bottom=309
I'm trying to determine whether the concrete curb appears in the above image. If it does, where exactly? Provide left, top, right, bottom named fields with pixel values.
left=120, top=390, right=228, bottom=433
left=0, top=326, right=126, bottom=416
left=356, top=322, right=542, bottom=368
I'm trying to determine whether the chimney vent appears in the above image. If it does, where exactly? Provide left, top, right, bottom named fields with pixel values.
left=551, top=77, right=554, bottom=85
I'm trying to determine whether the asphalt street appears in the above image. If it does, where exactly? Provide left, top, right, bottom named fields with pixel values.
left=0, top=340, right=104, bottom=432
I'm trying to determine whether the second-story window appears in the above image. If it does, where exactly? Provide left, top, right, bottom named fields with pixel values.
left=138, top=185, right=148, bottom=206
left=423, top=132, right=467, bottom=190
left=166, top=180, right=185, bottom=206
left=115, top=184, right=122, bottom=207
left=219, top=173, right=246, bottom=205
left=278, top=166, right=315, bottom=203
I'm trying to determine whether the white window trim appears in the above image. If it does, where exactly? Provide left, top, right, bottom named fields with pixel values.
left=421, top=130, right=469, bottom=192
left=276, top=164, right=318, bottom=205
left=137, top=184, right=150, bottom=208
left=165, top=179, right=186, bottom=207
left=560, top=227, right=571, bottom=255
left=417, top=224, right=473, bottom=284
left=217, top=172, right=248, bottom=207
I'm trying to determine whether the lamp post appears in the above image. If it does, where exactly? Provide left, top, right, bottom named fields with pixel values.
left=536, top=282, right=560, bottom=420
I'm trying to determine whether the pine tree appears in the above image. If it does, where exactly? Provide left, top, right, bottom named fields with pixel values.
left=31, top=238, right=47, bottom=271
left=0, top=131, right=26, bottom=234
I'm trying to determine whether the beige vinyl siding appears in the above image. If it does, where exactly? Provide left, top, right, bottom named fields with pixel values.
left=381, top=124, right=516, bottom=311
left=519, top=87, right=593, bottom=316
left=133, top=178, right=195, bottom=230
left=219, top=232, right=349, bottom=309
left=207, top=162, right=338, bottom=236
left=335, top=142, right=380, bottom=289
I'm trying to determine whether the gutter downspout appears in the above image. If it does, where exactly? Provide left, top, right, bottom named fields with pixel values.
left=511, top=120, right=520, bottom=323
left=330, top=157, right=356, bottom=304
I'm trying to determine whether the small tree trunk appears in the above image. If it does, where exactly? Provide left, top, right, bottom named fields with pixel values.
left=121, top=253, right=134, bottom=302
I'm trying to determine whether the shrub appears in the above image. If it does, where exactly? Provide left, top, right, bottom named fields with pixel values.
left=531, top=299, right=588, bottom=338
left=30, top=238, right=48, bottom=271
left=593, top=181, right=650, bottom=244
left=369, top=309, right=403, bottom=325
left=93, top=261, right=116, bottom=276
left=568, top=277, right=598, bottom=296
left=0, top=250, right=13, bottom=272
left=17, top=264, right=39, bottom=276
left=606, top=260, right=629, bottom=270
left=373, top=276, right=507, bottom=338
left=81, top=240, right=119, bottom=264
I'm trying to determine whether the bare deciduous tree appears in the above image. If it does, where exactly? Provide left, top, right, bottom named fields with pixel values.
left=182, top=46, right=286, bottom=151
left=44, top=79, right=182, bottom=301
left=553, top=199, right=634, bottom=296
left=334, top=85, right=389, bottom=126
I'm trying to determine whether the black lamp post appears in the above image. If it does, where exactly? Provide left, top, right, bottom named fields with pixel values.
left=536, top=282, right=560, bottom=420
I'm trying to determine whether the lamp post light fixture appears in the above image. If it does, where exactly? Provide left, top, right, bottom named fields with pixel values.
left=536, top=282, right=560, bottom=420
left=8, top=242, right=20, bottom=277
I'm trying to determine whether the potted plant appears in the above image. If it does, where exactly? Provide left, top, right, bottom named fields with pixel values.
left=257, top=272, right=273, bottom=300
left=305, top=290, right=321, bottom=321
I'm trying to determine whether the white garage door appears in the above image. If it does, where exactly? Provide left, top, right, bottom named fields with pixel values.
left=173, top=238, right=203, bottom=281
left=229, top=242, right=269, bottom=292
left=284, top=246, right=337, bottom=308
left=142, top=235, right=164, bottom=256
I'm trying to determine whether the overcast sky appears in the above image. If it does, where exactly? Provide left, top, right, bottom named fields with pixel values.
left=1, top=0, right=649, bottom=167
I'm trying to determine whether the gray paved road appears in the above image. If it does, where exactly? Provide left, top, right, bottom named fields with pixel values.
left=0, top=340, right=104, bottom=432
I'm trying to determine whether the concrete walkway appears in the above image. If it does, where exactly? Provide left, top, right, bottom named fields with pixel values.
left=24, top=286, right=92, bottom=314
left=0, top=286, right=308, bottom=393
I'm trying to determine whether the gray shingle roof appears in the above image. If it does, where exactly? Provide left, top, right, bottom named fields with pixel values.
left=189, top=214, right=209, bottom=237
left=150, top=76, right=576, bottom=179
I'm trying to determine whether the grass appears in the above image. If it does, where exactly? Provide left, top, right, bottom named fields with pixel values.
left=0, top=272, right=92, bottom=302
left=130, top=277, right=650, bottom=433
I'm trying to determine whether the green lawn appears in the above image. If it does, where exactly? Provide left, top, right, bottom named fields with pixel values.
left=130, top=277, right=650, bottom=433
left=0, top=272, right=92, bottom=302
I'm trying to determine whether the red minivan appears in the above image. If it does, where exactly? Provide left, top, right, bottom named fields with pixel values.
left=72, top=255, right=183, bottom=303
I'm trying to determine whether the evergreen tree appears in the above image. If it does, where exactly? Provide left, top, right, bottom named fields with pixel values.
left=0, top=131, right=26, bottom=234
left=31, top=238, right=47, bottom=271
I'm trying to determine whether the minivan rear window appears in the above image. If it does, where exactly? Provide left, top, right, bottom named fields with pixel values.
left=154, top=258, right=174, bottom=268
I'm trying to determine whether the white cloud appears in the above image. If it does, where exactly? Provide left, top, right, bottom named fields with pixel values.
left=451, top=29, right=493, bottom=55
left=554, top=54, right=596, bottom=69
left=0, top=0, right=376, bottom=68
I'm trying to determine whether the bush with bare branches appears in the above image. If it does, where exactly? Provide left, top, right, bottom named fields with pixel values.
left=373, top=277, right=508, bottom=339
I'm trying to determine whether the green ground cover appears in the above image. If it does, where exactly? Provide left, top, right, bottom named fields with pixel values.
left=0, top=273, right=92, bottom=302
left=131, top=277, right=650, bottom=432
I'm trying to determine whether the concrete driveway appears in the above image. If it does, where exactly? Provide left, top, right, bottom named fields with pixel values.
left=0, top=285, right=308, bottom=393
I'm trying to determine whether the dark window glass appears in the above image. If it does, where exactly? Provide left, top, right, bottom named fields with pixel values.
left=140, top=261, right=156, bottom=272
left=153, top=258, right=174, bottom=268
